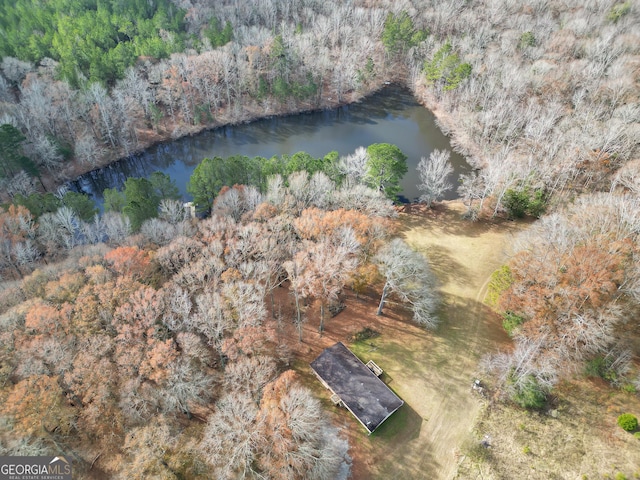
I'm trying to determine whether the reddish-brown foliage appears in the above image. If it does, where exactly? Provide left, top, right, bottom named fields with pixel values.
left=84, top=264, right=112, bottom=284
left=2, top=375, right=76, bottom=437
left=222, top=323, right=277, bottom=362
left=252, top=202, right=278, bottom=222
left=351, top=263, right=380, bottom=296
left=295, top=207, right=383, bottom=245
left=23, top=300, right=72, bottom=338
left=0, top=205, right=35, bottom=244
left=500, top=235, right=635, bottom=362
left=63, top=339, right=123, bottom=438
left=502, top=239, right=631, bottom=321
left=96, top=276, right=143, bottom=315
left=105, top=246, right=151, bottom=280
left=24, top=301, right=61, bottom=334
left=139, top=339, right=179, bottom=383
left=71, top=285, right=102, bottom=334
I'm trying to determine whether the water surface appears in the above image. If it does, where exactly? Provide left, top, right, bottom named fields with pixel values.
left=70, top=86, right=471, bottom=204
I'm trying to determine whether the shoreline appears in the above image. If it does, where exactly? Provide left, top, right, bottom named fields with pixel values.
left=54, top=81, right=399, bottom=192
left=54, top=76, right=478, bottom=199
left=37, top=66, right=479, bottom=205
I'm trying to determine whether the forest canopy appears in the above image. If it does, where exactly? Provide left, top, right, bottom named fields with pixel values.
left=0, top=0, right=187, bottom=85
left=0, top=164, right=423, bottom=477
left=0, top=0, right=638, bottom=476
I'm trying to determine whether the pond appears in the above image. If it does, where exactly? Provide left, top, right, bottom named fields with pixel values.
left=69, top=85, right=471, bottom=205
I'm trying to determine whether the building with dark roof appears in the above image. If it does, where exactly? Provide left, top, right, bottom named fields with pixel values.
left=310, top=342, right=404, bottom=434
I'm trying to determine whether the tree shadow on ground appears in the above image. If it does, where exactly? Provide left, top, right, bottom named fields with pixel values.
left=411, top=242, right=471, bottom=288
left=397, top=202, right=524, bottom=239
left=436, top=296, right=511, bottom=359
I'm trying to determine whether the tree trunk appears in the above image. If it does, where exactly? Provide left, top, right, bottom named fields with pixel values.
left=37, top=175, right=47, bottom=191
left=294, top=289, right=302, bottom=341
left=319, top=302, right=325, bottom=334
left=270, top=288, right=276, bottom=319
left=215, top=343, right=226, bottom=368
left=377, top=282, right=390, bottom=315
left=12, top=262, right=22, bottom=278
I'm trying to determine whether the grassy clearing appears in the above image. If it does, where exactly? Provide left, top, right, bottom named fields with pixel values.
left=461, top=378, right=640, bottom=479
left=334, top=202, right=525, bottom=479
left=293, top=202, right=640, bottom=479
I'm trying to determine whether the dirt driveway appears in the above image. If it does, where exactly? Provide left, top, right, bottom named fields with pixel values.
left=345, top=202, right=528, bottom=479
left=289, top=202, right=529, bottom=479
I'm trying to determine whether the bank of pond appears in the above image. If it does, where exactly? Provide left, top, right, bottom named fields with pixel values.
left=64, top=86, right=470, bottom=208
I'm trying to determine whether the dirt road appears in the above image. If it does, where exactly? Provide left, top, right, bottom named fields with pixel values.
left=355, top=202, right=527, bottom=479
left=289, top=202, right=528, bottom=479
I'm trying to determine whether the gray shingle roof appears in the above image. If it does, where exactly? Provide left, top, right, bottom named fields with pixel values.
left=310, top=342, right=404, bottom=433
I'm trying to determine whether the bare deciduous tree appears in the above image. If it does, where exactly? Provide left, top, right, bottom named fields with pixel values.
left=283, top=254, right=308, bottom=341
left=13, top=239, right=40, bottom=268
left=375, top=238, right=439, bottom=329
left=140, top=218, right=179, bottom=246
left=214, top=185, right=264, bottom=222
left=308, top=171, right=335, bottom=210
left=74, top=132, right=105, bottom=167
left=6, top=171, right=36, bottom=197
left=223, top=355, right=277, bottom=403
left=481, top=334, right=559, bottom=405
left=29, top=133, right=63, bottom=171
left=332, top=183, right=397, bottom=218
left=155, top=236, right=204, bottom=275
left=159, top=199, right=187, bottom=224
left=337, top=146, right=369, bottom=186
left=161, top=286, right=192, bottom=332
left=102, top=211, right=132, bottom=244
left=417, top=149, right=453, bottom=207
left=1, top=57, right=33, bottom=84
left=301, top=232, right=359, bottom=333
left=160, top=357, right=214, bottom=416
left=200, top=370, right=347, bottom=480
left=266, top=174, right=286, bottom=207
left=257, top=370, right=346, bottom=480
left=88, top=82, right=117, bottom=148
left=200, top=392, right=263, bottom=479
left=255, top=222, right=293, bottom=315
left=37, top=207, right=82, bottom=251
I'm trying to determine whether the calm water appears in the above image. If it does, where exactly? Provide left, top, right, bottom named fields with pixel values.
left=69, top=86, right=471, bottom=204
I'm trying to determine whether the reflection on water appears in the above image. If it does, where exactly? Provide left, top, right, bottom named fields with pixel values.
left=69, top=86, right=471, bottom=205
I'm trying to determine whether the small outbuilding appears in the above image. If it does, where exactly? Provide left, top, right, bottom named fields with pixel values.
left=310, top=342, right=404, bottom=434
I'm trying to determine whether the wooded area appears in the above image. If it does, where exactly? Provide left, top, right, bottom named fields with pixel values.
left=0, top=164, right=440, bottom=477
left=0, top=0, right=639, bottom=478
left=0, top=0, right=634, bottom=210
